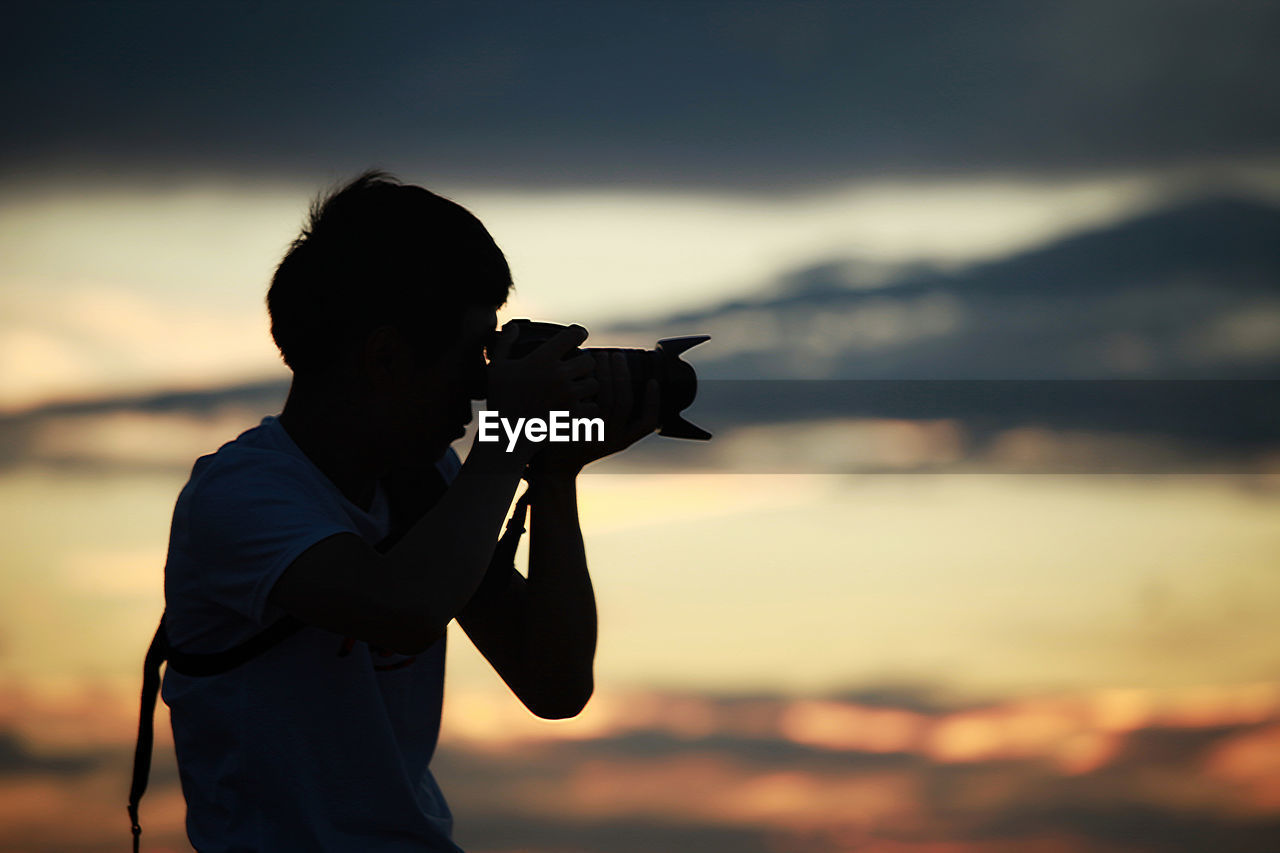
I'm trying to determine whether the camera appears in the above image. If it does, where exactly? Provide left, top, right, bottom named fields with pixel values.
left=497, top=319, right=711, bottom=440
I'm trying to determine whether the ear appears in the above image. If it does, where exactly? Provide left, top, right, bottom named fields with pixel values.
left=361, top=325, right=412, bottom=389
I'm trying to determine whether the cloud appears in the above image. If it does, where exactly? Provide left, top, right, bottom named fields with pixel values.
left=4, top=2, right=1280, bottom=190
left=0, top=731, right=100, bottom=777
left=5, top=677, right=1280, bottom=850
left=2, top=194, right=1280, bottom=479
left=0, top=328, right=96, bottom=406
left=0, top=283, right=283, bottom=410
left=0, top=380, right=286, bottom=471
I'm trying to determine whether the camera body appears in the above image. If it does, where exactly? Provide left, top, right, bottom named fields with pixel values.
left=503, top=319, right=711, bottom=440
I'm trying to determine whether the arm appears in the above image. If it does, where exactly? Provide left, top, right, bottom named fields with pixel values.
left=269, top=439, right=528, bottom=655
left=458, top=355, right=659, bottom=719
left=457, top=471, right=596, bottom=719
left=268, top=324, right=597, bottom=656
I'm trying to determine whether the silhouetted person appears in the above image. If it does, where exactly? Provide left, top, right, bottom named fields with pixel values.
left=157, top=171, right=657, bottom=851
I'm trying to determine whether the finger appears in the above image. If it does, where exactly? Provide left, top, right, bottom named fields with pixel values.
left=532, top=324, right=589, bottom=363
left=568, top=376, right=601, bottom=402
left=573, top=401, right=602, bottom=422
left=594, top=352, right=614, bottom=418
left=612, top=352, right=633, bottom=422
left=558, top=352, right=596, bottom=380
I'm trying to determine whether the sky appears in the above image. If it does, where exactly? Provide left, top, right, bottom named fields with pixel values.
left=1, top=0, right=1277, bottom=649
left=4, top=1, right=1280, bottom=411
left=2, top=5, right=1280, bottom=848
left=2, top=0, right=1278, bottom=666
left=6, top=1, right=1280, bottom=189
left=5, top=1, right=1280, bottom=409
left=6, top=169, right=1256, bottom=409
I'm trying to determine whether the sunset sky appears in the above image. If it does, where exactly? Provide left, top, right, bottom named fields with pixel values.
left=3, top=3, right=1280, bottom=850
left=2, top=0, right=1277, bottom=705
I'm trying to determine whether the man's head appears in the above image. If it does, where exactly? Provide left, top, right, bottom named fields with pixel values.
left=268, top=171, right=511, bottom=461
left=269, top=170, right=510, bottom=375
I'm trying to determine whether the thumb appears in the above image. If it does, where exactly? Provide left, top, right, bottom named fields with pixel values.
left=488, top=323, right=519, bottom=361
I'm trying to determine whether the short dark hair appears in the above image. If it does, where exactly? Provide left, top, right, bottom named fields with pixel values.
left=267, top=170, right=512, bottom=375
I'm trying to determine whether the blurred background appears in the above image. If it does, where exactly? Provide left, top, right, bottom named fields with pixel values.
left=3, top=2, right=1280, bottom=850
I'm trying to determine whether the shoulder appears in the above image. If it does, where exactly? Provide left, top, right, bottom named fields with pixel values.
left=174, top=420, right=351, bottom=556
left=165, top=420, right=360, bottom=634
left=187, top=443, right=311, bottom=504
left=183, top=419, right=318, bottom=506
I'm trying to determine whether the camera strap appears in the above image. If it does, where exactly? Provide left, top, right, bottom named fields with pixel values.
left=127, top=612, right=304, bottom=851
left=472, top=486, right=532, bottom=602
left=127, top=469, right=533, bottom=851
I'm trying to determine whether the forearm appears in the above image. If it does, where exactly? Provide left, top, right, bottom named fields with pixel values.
left=383, top=440, right=529, bottom=647
left=525, top=472, right=598, bottom=686
left=453, top=467, right=597, bottom=718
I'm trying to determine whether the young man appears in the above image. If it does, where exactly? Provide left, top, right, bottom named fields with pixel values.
left=159, top=172, right=657, bottom=851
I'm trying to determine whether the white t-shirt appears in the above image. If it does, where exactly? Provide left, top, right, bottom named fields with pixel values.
left=161, top=415, right=464, bottom=852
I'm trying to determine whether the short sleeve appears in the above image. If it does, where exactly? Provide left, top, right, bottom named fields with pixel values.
left=181, top=449, right=357, bottom=627
left=435, top=447, right=462, bottom=484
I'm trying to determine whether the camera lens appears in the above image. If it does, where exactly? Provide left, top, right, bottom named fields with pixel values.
left=495, top=320, right=710, bottom=440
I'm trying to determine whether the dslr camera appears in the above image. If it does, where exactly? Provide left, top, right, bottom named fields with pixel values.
left=498, top=319, right=711, bottom=440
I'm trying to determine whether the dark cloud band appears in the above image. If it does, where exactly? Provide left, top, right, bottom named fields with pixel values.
left=5, top=1, right=1280, bottom=189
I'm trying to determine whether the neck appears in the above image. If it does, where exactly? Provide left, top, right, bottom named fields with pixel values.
left=278, top=377, right=384, bottom=511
